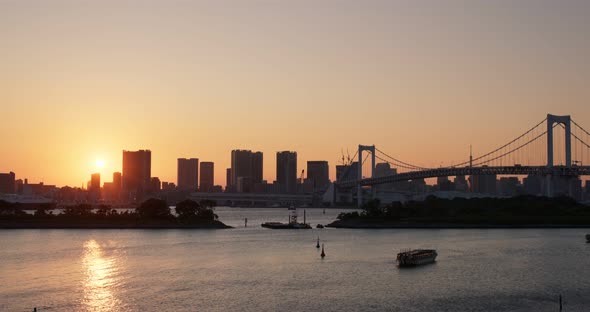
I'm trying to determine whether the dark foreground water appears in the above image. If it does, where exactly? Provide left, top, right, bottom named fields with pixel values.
left=1, top=208, right=589, bottom=311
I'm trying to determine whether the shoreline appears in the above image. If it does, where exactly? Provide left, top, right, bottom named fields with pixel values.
left=326, top=220, right=590, bottom=229
left=0, top=221, right=232, bottom=230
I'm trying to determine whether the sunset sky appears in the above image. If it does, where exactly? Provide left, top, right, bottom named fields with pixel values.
left=1, top=0, right=590, bottom=187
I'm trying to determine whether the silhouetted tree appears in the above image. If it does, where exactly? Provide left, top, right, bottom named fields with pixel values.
left=176, top=199, right=217, bottom=222
left=136, top=198, right=171, bottom=219
left=176, top=199, right=200, bottom=220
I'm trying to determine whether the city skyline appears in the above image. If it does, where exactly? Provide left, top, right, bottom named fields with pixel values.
left=2, top=1, right=590, bottom=187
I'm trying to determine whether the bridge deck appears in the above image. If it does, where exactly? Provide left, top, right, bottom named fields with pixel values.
left=337, top=166, right=590, bottom=188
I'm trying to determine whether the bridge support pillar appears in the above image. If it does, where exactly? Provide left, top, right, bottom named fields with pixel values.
left=357, top=145, right=376, bottom=208
left=547, top=114, right=572, bottom=168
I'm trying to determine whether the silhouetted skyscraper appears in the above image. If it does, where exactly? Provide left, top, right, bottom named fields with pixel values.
left=307, top=161, right=329, bottom=190
left=90, top=173, right=100, bottom=192
left=200, top=162, right=214, bottom=192
left=0, top=172, right=16, bottom=194
left=112, top=172, right=122, bottom=200
left=231, top=150, right=263, bottom=192
left=277, top=151, right=297, bottom=193
left=122, top=150, right=151, bottom=202
left=177, top=158, right=199, bottom=191
left=226, top=168, right=232, bottom=191
left=251, top=152, right=263, bottom=183
left=336, top=162, right=358, bottom=182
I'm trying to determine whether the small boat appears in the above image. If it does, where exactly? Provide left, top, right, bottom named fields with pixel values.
left=316, top=237, right=320, bottom=248
left=316, top=224, right=324, bottom=229
left=397, top=249, right=437, bottom=267
left=261, top=222, right=311, bottom=229
left=261, top=209, right=311, bottom=229
left=586, top=234, right=590, bottom=242
left=321, top=244, right=326, bottom=258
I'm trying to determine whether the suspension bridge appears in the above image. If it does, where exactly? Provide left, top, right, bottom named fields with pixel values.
left=335, top=114, right=590, bottom=207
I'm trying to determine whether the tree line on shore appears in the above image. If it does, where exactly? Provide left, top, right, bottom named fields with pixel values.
left=337, top=195, right=590, bottom=224
left=0, top=198, right=220, bottom=225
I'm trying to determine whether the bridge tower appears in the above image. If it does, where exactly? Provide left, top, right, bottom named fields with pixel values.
left=546, top=114, right=572, bottom=197
left=357, top=145, right=376, bottom=208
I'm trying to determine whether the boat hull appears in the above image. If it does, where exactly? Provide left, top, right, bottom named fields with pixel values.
left=261, top=222, right=311, bottom=229
left=397, top=249, right=437, bottom=267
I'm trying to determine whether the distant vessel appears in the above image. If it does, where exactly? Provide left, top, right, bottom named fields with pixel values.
left=397, top=249, right=437, bottom=267
left=586, top=234, right=590, bottom=242
left=321, top=244, right=326, bottom=258
left=288, top=204, right=296, bottom=210
left=261, top=209, right=311, bottom=229
left=316, top=237, right=320, bottom=248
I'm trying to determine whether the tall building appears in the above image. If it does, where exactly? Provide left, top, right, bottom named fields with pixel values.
left=177, top=158, right=199, bottom=191
left=231, top=150, right=263, bottom=192
left=374, top=162, right=397, bottom=191
left=122, top=150, right=151, bottom=201
left=112, top=172, right=122, bottom=200
left=200, top=162, right=214, bottom=192
left=336, top=162, right=359, bottom=182
left=0, top=172, right=16, bottom=194
left=226, top=168, right=233, bottom=191
left=307, top=161, right=330, bottom=190
left=276, top=151, right=297, bottom=193
left=251, top=152, right=263, bottom=183
left=90, top=173, right=101, bottom=192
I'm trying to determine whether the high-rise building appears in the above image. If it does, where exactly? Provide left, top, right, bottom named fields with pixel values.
left=90, top=173, right=101, bottom=192
left=177, top=158, right=199, bottom=191
left=336, top=162, right=359, bottom=182
left=200, top=162, right=214, bottom=192
left=112, top=172, right=122, bottom=200
left=251, top=152, right=263, bottom=183
left=122, top=150, right=151, bottom=201
left=306, top=161, right=330, bottom=190
left=277, top=151, right=297, bottom=193
left=226, top=168, right=233, bottom=191
left=0, top=172, right=16, bottom=194
left=231, top=150, right=263, bottom=192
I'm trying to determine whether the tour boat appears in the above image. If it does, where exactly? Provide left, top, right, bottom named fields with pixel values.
left=396, top=249, right=437, bottom=267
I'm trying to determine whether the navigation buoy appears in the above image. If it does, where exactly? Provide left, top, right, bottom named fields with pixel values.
left=316, top=237, right=320, bottom=248
left=321, top=244, right=326, bottom=258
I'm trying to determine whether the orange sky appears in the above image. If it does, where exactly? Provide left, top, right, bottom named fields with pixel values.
left=1, top=1, right=590, bottom=187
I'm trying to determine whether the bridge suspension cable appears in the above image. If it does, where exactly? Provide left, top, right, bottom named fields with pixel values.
left=373, top=154, right=425, bottom=171
left=471, top=130, right=547, bottom=166
left=374, top=148, right=430, bottom=170
left=450, top=117, right=548, bottom=167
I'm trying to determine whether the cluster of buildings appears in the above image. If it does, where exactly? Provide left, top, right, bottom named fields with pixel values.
left=0, top=149, right=331, bottom=205
left=2, top=149, right=590, bottom=206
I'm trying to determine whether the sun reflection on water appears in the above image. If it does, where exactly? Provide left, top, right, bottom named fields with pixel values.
left=82, top=240, right=122, bottom=311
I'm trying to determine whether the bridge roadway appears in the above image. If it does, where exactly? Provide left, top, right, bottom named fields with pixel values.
left=336, top=165, right=590, bottom=188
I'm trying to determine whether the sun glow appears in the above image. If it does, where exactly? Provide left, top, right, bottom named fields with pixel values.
left=96, top=159, right=105, bottom=169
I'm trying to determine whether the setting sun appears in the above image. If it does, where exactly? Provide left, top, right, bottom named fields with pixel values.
left=95, top=159, right=105, bottom=169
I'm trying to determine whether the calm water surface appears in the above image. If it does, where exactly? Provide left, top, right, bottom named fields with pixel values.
left=1, top=207, right=589, bottom=311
